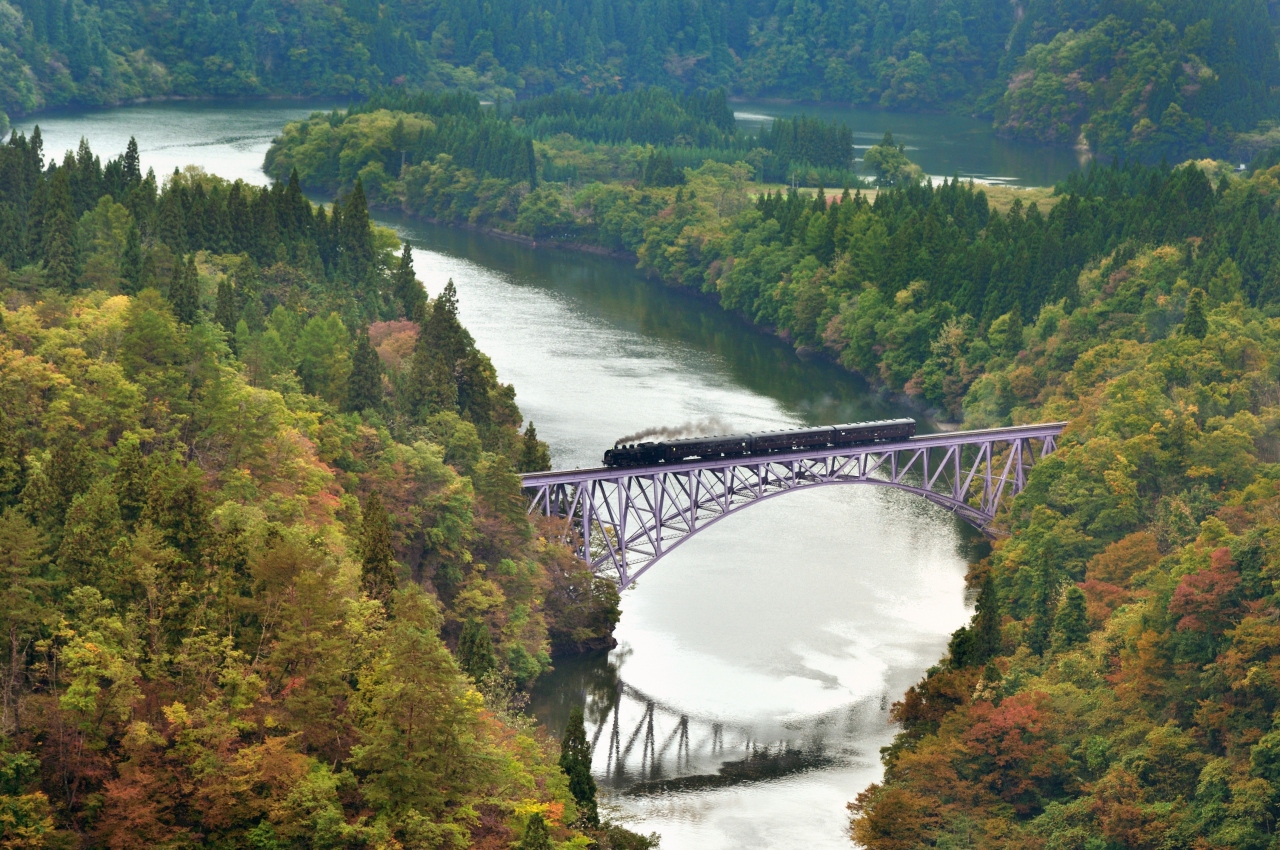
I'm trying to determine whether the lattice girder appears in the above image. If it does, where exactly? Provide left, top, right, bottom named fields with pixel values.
left=523, top=423, right=1067, bottom=589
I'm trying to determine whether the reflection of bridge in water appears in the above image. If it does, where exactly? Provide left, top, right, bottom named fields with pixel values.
left=584, top=677, right=881, bottom=788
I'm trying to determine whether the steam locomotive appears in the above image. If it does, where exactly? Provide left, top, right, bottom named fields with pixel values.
left=602, top=418, right=916, bottom=468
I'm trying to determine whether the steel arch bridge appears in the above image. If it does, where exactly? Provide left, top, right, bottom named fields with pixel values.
left=522, top=422, right=1067, bottom=590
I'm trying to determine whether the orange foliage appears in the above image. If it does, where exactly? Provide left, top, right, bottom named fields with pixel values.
left=1086, top=531, right=1160, bottom=585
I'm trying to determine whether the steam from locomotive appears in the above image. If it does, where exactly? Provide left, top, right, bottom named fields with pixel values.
left=602, top=419, right=916, bottom=468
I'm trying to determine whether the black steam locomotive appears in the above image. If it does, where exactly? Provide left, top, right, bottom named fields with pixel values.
left=602, top=418, right=916, bottom=468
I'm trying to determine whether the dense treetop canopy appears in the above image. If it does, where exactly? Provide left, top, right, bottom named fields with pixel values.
left=1, top=0, right=1278, bottom=161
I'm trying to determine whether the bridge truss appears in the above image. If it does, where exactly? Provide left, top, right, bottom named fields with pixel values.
left=523, top=422, right=1067, bottom=590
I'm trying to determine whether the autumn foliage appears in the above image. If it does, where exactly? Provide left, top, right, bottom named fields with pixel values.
left=852, top=164, right=1280, bottom=848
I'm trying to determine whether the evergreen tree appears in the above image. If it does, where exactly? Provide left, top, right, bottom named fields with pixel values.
left=360, top=491, right=397, bottom=599
left=1051, top=586, right=1089, bottom=652
left=519, top=814, right=551, bottom=850
left=170, top=254, right=199, bottom=324
left=122, top=136, right=141, bottom=185
left=1027, top=579, right=1055, bottom=656
left=423, top=279, right=470, bottom=368
left=456, top=617, right=496, bottom=681
left=347, top=328, right=383, bottom=412
left=1003, top=306, right=1023, bottom=356
left=391, top=243, right=423, bottom=319
left=559, top=707, right=599, bottom=827
left=41, top=169, right=78, bottom=291
left=214, top=276, right=238, bottom=334
left=519, top=423, right=551, bottom=472
left=338, top=179, right=375, bottom=283
left=120, top=220, right=142, bottom=295
left=948, top=571, right=1002, bottom=668
left=156, top=173, right=185, bottom=251
left=1183, top=287, right=1208, bottom=339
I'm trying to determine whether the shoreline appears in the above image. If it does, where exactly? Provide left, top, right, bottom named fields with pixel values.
left=368, top=198, right=954, bottom=427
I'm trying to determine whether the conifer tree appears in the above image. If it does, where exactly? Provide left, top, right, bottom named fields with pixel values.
left=120, top=219, right=142, bottom=295
left=423, top=279, right=470, bottom=368
left=1003, top=306, right=1023, bottom=356
left=338, top=179, right=375, bottom=283
left=949, top=571, right=1002, bottom=668
left=519, top=813, right=551, bottom=850
left=1051, top=586, right=1089, bottom=652
left=156, top=171, right=185, bottom=251
left=456, top=617, right=496, bottom=681
left=1183, top=287, right=1208, bottom=339
left=122, top=136, right=141, bottom=185
left=214, top=276, right=238, bottom=335
left=227, top=182, right=252, bottom=254
left=170, top=254, right=199, bottom=324
left=392, top=243, right=423, bottom=319
left=360, top=491, right=397, bottom=600
left=1027, top=579, right=1055, bottom=656
left=41, top=169, right=78, bottom=291
left=559, top=707, right=599, bottom=827
left=347, top=328, right=383, bottom=412
left=519, top=423, right=551, bottom=472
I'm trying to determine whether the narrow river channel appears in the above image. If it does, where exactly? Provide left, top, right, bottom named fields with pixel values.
left=22, top=100, right=994, bottom=849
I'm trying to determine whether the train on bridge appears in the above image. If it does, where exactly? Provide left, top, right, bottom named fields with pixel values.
left=602, top=418, right=917, bottom=468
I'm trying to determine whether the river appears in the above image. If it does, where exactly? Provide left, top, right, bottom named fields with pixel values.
left=20, top=100, right=998, bottom=849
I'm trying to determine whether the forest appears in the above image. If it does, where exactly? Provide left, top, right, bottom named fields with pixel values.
left=268, top=88, right=866, bottom=196
left=1, top=0, right=1279, bottom=162
left=0, top=131, right=648, bottom=848
left=849, top=159, right=1280, bottom=850
left=267, top=89, right=1280, bottom=845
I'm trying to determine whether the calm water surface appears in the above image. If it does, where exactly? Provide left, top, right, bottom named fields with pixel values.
left=733, top=98, right=1086, bottom=187
left=21, top=102, right=984, bottom=849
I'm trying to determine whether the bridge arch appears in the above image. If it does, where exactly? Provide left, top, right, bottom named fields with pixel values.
left=523, top=423, right=1066, bottom=590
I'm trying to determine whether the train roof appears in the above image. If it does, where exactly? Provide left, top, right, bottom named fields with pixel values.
left=613, top=418, right=915, bottom=448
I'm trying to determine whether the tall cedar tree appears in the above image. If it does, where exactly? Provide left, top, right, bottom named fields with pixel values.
left=214, top=276, right=238, bottom=334
left=456, top=617, right=496, bottom=680
left=120, top=220, right=142, bottom=295
left=1052, top=586, right=1089, bottom=651
left=347, top=328, right=383, bottom=412
left=360, top=491, right=397, bottom=599
left=519, top=813, right=552, bottom=850
left=559, top=707, right=599, bottom=826
left=392, top=243, right=423, bottom=318
left=42, top=170, right=77, bottom=291
left=170, top=254, right=199, bottom=324
left=519, top=423, right=551, bottom=472
left=1184, top=287, right=1209, bottom=339
left=948, top=571, right=1002, bottom=668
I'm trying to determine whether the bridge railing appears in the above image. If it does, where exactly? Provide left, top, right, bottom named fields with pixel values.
left=523, top=422, right=1068, bottom=589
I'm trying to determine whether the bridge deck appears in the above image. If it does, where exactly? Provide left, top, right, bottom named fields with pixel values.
left=521, top=422, right=1069, bottom=486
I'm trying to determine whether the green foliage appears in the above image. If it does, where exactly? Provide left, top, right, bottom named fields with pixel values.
left=169, top=253, right=198, bottom=324
left=347, top=328, right=383, bottom=412
left=1183, top=287, right=1208, bottom=338
left=360, top=491, right=398, bottom=600
left=850, top=161, right=1280, bottom=850
left=456, top=617, right=496, bottom=681
left=1050, top=585, right=1088, bottom=651
left=560, top=707, right=598, bottom=827
left=0, top=135, right=600, bottom=848
left=862, top=131, right=923, bottom=188
left=519, top=813, right=552, bottom=850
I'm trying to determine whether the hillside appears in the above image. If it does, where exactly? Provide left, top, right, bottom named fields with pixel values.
left=0, top=132, right=635, bottom=847
left=1, top=0, right=1278, bottom=161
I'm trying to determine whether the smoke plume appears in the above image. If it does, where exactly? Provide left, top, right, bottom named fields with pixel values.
left=615, top=416, right=736, bottom=446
